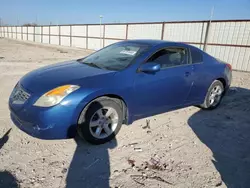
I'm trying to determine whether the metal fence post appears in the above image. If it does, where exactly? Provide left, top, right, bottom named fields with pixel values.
left=203, top=21, right=211, bottom=52
left=161, top=22, right=165, bottom=40
left=103, top=24, right=105, bottom=47
left=27, top=26, right=28, bottom=40
left=11, top=26, right=12, bottom=38
left=49, top=25, right=51, bottom=44
left=21, top=26, right=23, bottom=40
left=41, top=26, right=43, bottom=43
left=125, top=24, right=128, bottom=40
left=59, top=25, right=61, bottom=45
left=70, top=25, right=72, bottom=47
left=33, top=26, right=35, bottom=42
left=16, top=25, right=17, bottom=39
left=200, top=21, right=206, bottom=49
left=86, top=25, right=88, bottom=49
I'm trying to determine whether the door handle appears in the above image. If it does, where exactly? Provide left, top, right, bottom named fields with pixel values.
left=185, top=72, right=190, bottom=77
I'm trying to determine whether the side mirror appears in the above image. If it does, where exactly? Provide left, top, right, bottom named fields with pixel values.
left=139, top=62, right=160, bottom=73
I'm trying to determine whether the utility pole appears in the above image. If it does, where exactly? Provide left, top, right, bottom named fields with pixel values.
left=203, top=6, right=214, bottom=52
left=0, top=18, right=2, bottom=37
left=209, top=6, right=214, bottom=25
left=99, top=15, right=103, bottom=48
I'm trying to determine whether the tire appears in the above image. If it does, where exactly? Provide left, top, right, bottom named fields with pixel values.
left=200, top=80, right=224, bottom=110
left=77, top=97, right=123, bottom=145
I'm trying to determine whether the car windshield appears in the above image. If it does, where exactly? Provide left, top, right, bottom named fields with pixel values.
left=78, top=42, right=150, bottom=70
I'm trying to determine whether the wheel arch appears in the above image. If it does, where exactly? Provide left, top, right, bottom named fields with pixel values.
left=216, top=77, right=227, bottom=89
left=76, top=93, right=130, bottom=126
left=101, top=94, right=129, bottom=125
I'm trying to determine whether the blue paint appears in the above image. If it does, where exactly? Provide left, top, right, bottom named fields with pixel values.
left=9, top=40, right=232, bottom=139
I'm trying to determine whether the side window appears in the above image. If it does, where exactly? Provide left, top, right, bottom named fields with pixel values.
left=190, top=47, right=203, bottom=64
left=147, top=47, right=188, bottom=69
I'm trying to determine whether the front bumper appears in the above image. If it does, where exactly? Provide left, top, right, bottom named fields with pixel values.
left=9, top=102, right=79, bottom=140
left=8, top=82, right=95, bottom=140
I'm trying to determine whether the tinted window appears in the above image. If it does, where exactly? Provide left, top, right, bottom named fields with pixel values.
left=191, top=48, right=203, bottom=64
left=147, top=48, right=188, bottom=69
left=78, top=42, right=150, bottom=70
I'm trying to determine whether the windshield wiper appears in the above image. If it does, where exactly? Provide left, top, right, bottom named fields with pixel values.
left=84, top=62, right=103, bottom=69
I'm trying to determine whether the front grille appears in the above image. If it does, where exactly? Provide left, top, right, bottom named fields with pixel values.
left=11, top=84, right=30, bottom=104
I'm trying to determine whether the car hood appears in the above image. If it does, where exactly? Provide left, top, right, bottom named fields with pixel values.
left=20, top=60, right=116, bottom=94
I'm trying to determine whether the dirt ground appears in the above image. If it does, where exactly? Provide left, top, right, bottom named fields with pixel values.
left=0, top=38, right=250, bottom=188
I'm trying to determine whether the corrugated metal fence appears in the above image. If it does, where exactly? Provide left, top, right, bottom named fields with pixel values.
left=0, top=20, right=249, bottom=71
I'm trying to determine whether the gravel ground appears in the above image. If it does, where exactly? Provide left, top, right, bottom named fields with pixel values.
left=0, top=38, right=250, bottom=188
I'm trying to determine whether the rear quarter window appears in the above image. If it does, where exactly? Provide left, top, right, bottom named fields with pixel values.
left=190, top=47, right=203, bottom=64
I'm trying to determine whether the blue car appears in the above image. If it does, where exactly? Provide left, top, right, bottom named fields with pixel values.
left=9, top=40, right=232, bottom=144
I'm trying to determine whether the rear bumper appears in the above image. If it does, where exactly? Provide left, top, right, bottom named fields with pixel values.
left=227, top=70, right=232, bottom=88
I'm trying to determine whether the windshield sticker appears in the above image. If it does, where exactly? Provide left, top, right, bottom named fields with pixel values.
left=120, top=50, right=137, bottom=56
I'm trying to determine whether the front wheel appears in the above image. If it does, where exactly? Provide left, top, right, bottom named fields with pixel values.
left=77, top=97, right=123, bottom=145
left=200, top=80, right=224, bottom=110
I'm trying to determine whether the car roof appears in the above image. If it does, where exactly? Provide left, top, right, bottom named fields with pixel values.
left=121, top=39, right=191, bottom=48
left=124, top=39, right=168, bottom=46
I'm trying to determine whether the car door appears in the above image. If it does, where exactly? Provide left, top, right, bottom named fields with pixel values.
left=186, top=46, right=208, bottom=103
left=133, top=46, right=194, bottom=118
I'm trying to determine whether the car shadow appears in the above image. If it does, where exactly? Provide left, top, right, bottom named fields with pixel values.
left=188, top=87, right=250, bottom=187
left=66, top=100, right=118, bottom=188
left=65, top=137, right=117, bottom=188
left=0, top=128, right=11, bottom=150
left=0, top=129, right=19, bottom=187
left=0, top=170, right=20, bottom=188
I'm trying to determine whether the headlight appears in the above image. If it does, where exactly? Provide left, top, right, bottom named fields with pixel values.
left=34, top=85, right=80, bottom=107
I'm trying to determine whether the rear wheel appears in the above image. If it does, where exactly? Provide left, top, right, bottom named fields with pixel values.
left=200, top=80, right=224, bottom=110
left=77, top=97, right=123, bottom=145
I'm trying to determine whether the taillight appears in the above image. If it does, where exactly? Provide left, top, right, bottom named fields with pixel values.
left=226, top=63, right=232, bottom=71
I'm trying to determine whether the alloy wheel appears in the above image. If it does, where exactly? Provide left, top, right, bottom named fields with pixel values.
left=89, top=107, right=119, bottom=139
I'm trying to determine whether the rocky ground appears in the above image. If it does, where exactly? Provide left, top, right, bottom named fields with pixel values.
left=0, top=38, right=250, bottom=188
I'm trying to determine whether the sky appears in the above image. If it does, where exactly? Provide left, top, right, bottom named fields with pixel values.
left=0, top=0, right=250, bottom=25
